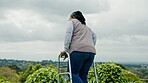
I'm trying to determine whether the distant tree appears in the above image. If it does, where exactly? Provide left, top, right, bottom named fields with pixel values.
left=41, top=60, right=49, bottom=66
left=19, top=65, right=35, bottom=83
left=8, top=64, right=22, bottom=74
left=0, top=67, right=19, bottom=82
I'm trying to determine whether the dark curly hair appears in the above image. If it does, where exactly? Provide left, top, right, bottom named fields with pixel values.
left=70, top=11, right=86, bottom=25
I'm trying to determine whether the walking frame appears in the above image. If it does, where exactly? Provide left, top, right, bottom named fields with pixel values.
left=57, top=52, right=98, bottom=83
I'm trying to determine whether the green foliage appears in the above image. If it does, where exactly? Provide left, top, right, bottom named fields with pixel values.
left=25, top=65, right=64, bottom=83
left=19, top=64, right=42, bottom=83
left=88, top=62, right=145, bottom=83
left=0, top=81, right=16, bottom=83
left=97, top=62, right=127, bottom=83
left=129, top=67, right=148, bottom=79
left=0, top=59, right=57, bottom=71
left=123, top=70, right=144, bottom=83
left=124, top=63, right=148, bottom=79
left=0, top=75, right=8, bottom=82
left=19, top=65, right=34, bottom=83
left=88, top=62, right=127, bottom=83
left=116, top=63, right=126, bottom=70
left=88, top=67, right=96, bottom=83
left=8, top=65, right=22, bottom=74
left=34, top=64, right=42, bottom=70
left=0, top=67, right=19, bottom=83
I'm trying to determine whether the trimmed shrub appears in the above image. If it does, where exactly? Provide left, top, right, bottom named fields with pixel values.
left=88, top=62, right=127, bottom=83
left=25, top=66, right=64, bottom=83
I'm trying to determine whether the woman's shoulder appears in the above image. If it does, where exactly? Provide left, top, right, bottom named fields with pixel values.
left=69, top=19, right=79, bottom=22
left=69, top=19, right=81, bottom=25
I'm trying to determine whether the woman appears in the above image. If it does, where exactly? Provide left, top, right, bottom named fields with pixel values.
left=61, top=11, right=97, bottom=83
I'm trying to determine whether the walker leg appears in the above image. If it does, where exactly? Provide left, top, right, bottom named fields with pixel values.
left=57, top=53, right=73, bottom=83
left=93, top=62, right=98, bottom=83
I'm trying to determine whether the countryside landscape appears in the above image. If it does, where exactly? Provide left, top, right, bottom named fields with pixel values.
left=0, top=0, right=148, bottom=83
left=0, top=59, right=147, bottom=83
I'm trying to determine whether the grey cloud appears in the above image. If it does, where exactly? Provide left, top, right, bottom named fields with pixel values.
left=0, top=0, right=110, bottom=25
left=0, top=0, right=148, bottom=42
left=98, top=19, right=148, bottom=38
left=0, top=0, right=110, bottom=42
left=0, top=0, right=148, bottom=62
left=90, top=0, right=148, bottom=38
left=0, top=0, right=110, bottom=15
left=0, top=21, right=65, bottom=42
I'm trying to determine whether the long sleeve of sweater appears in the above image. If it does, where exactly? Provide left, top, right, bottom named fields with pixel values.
left=64, top=21, right=73, bottom=52
left=92, top=31, right=97, bottom=46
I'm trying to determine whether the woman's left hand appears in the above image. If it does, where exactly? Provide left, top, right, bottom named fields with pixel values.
left=60, top=51, right=68, bottom=60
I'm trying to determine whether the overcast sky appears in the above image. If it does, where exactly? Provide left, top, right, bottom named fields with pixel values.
left=0, top=0, right=148, bottom=63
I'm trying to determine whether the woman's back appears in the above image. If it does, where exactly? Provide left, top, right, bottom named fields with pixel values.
left=69, top=19, right=96, bottom=54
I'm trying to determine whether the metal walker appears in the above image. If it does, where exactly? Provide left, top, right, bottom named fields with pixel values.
left=57, top=53, right=98, bottom=83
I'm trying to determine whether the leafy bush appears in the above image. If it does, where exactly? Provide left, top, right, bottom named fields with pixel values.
left=0, top=67, right=19, bottom=83
left=88, top=62, right=144, bottom=83
left=97, top=62, right=127, bottom=83
left=19, top=65, right=35, bottom=83
left=25, top=66, right=64, bottom=83
left=88, top=62, right=127, bottom=83
left=0, top=75, right=8, bottom=82
left=19, top=64, right=42, bottom=83
left=123, top=70, right=144, bottom=83
left=88, top=67, right=97, bottom=83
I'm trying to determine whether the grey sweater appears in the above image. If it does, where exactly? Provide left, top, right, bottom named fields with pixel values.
left=64, top=19, right=96, bottom=54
